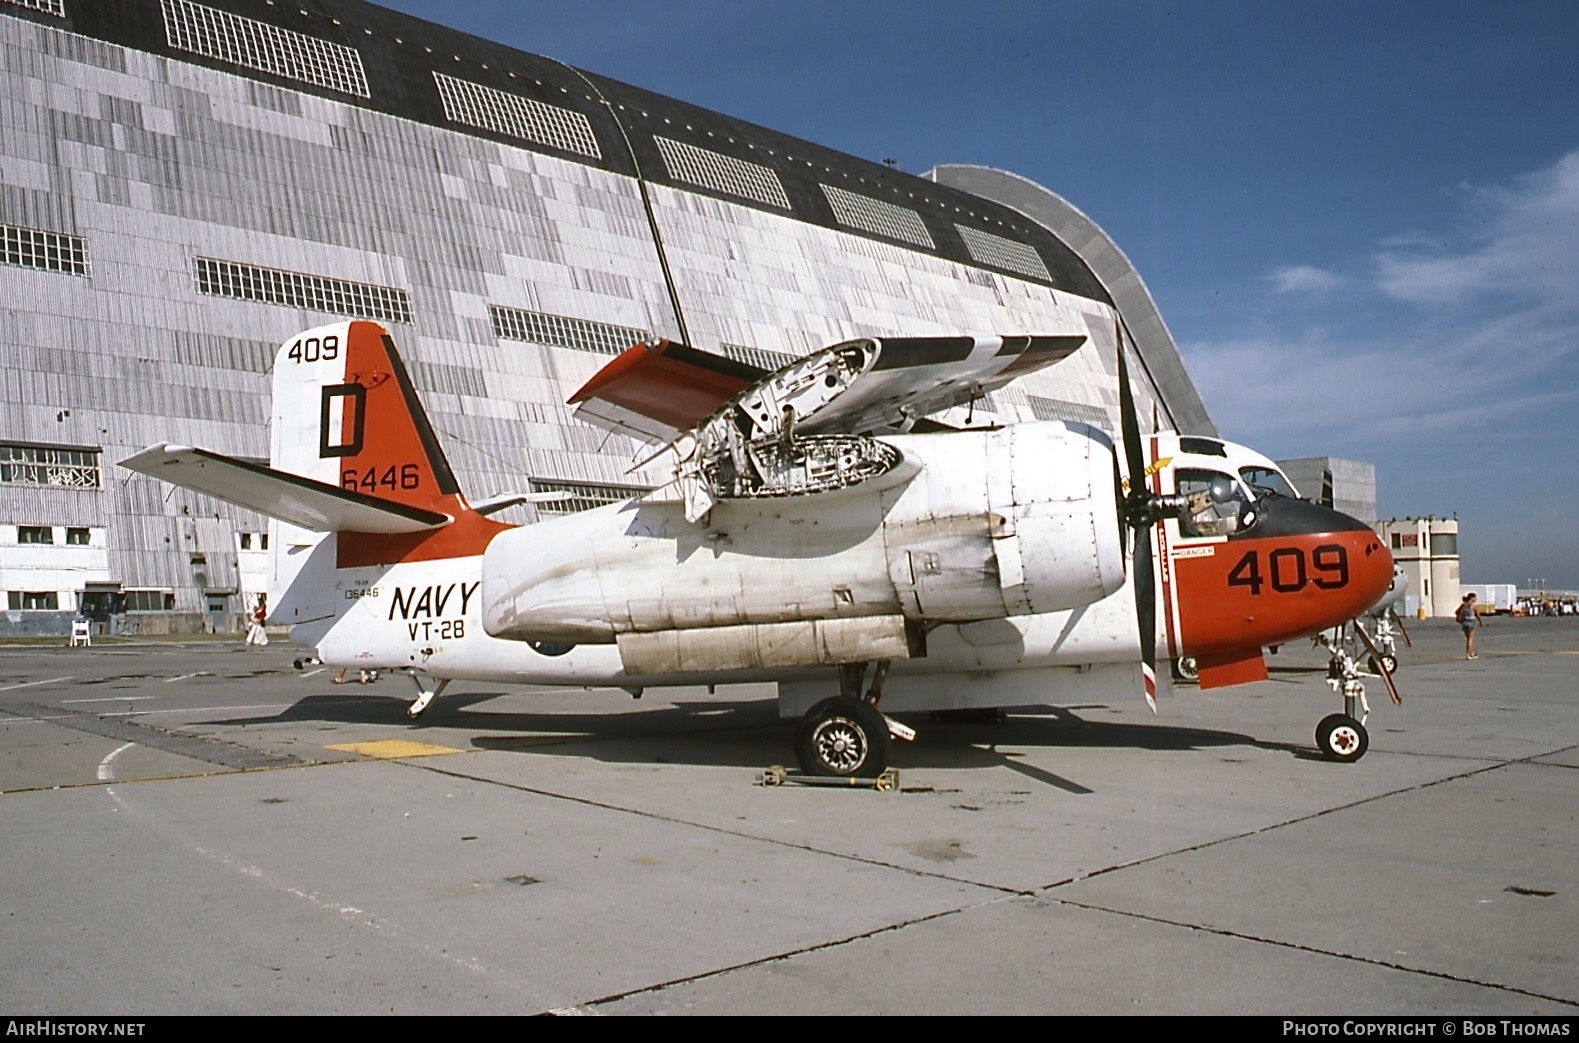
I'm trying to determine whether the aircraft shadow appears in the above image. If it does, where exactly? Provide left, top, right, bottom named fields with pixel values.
left=209, top=693, right=1305, bottom=791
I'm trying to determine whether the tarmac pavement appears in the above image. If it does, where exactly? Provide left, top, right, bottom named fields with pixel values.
left=0, top=618, right=1574, bottom=1014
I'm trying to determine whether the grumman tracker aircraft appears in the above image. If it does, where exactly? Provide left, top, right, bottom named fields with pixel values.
left=123, top=318, right=1398, bottom=776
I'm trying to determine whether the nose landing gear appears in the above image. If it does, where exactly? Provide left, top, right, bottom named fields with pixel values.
left=1312, top=621, right=1401, bottom=762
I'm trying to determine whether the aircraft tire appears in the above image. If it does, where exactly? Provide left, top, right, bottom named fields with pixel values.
left=1368, top=653, right=1398, bottom=676
left=1315, top=713, right=1368, bottom=763
left=795, top=696, right=891, bottom=778
left=1174, top=657, right=1199, bottom=683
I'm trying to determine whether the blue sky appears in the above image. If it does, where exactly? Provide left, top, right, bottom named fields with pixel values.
left=384, top=0, right=1579, bottom=588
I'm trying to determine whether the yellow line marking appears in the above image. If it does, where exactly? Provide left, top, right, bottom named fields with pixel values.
left=326, top=739, right=464, bottom=759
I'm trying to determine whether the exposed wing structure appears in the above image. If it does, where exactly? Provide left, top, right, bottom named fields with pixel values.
left=569, top=334, right=1086, bottom=521
left=120, top=445, right=450, bottom=533
left=568, top=333, right=1087, bottom=521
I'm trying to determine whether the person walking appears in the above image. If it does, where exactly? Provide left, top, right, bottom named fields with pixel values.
left=1455, top=592, right=1482, bottom=659
left=246, top=596, right=269, bottom=647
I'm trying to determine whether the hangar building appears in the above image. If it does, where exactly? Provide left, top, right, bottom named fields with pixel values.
left=0, top=0, right=1214, bottom=635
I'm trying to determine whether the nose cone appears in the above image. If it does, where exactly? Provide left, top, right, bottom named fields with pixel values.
left=1174, top=496, right=1398, bottom=657
left=1249, top=497, right=1395, bottom=619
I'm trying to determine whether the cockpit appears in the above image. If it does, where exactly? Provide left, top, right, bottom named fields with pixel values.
left=1163, top=436, right=1303, bottom=540
left=1176, top=469, right=1255, bottom=538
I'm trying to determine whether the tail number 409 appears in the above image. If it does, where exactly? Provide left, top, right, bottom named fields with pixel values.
left=1227, top=544, right=1348, bottom=595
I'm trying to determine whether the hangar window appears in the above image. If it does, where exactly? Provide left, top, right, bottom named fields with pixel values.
left=0, top=443, right=101, bottom=488
left=0, top=0, right=64, bottom=16
left=161, top=0, right=370, bottom=97
left=955, top=225, right=1051, bottom=283
left=123, top=589, right=176, bottom=612
left=1026, top=396, right=1104, bottom=427
left=1, top=224, right=89, bottom=277
left=489, top=306, right=648, bottom=357
left=656, top=137, right=791, bottom=210
left=716, top=341, right=796, bottom=373
left=527, top=478, right=654, bottom=516
left=17, top=526, right=52, bottom=545
left=196, top=258, right=412, bottom=324
left=66, top=527, right=91, bottom=546
left=7, top=591, right=59, bottom=611
left=821, top=185, right=934, bottom=249
left=433, top=73, right=601, bottom=159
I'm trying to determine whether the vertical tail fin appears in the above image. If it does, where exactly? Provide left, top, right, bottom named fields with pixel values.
left=271, top=320, right=459, bottom=508
left=271, top=320, right=507, bottom=567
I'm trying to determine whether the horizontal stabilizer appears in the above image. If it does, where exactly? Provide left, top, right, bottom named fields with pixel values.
left=120, top=445, right=451, bottom=533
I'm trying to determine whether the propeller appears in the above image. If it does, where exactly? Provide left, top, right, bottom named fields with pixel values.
left=1113, top=316, right=1188, bottom=710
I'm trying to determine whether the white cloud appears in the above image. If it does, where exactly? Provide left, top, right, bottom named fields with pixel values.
left=1190, top=149, right=1579, bottom=457
left=1375, top=150, right=1579, bottom=306
left=1267, top=264, right=1344, bottom=294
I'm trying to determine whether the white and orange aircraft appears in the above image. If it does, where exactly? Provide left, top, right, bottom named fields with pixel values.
left=124, top=317, right=1397, bottom=776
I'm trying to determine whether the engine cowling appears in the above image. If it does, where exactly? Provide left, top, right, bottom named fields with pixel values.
left=481, top=422, right=1125, bottom=645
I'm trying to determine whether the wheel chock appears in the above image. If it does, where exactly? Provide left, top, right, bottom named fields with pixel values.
left=757, top=766, right=900, bottom=791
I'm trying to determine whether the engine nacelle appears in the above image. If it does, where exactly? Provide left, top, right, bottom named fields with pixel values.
left=481, top=422, right=1125, bottom=645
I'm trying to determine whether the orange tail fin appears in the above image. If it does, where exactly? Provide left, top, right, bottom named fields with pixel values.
left=270, top=320, right=509, bottom=566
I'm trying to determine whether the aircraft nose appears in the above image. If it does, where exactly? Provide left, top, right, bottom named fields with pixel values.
left=1247, top=498, right=1394, bottom=614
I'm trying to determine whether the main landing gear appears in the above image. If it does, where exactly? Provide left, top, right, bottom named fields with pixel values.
left=794, top=661, right=914, bottom=778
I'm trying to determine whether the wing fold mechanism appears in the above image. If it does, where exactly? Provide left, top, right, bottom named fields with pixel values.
left=119, top=444, right=451, bottom=534
left=569, top=333, right=1087, bottom=522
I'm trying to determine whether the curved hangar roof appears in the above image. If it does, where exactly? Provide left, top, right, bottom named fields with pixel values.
left=19, top=0, right=1213, bottom=434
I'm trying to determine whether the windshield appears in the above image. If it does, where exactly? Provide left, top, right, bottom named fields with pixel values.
left=1239, top=466, right=1299, bottom=500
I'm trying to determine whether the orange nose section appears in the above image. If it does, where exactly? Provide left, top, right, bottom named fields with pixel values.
left=1172, top=500, right=1396, bottom=657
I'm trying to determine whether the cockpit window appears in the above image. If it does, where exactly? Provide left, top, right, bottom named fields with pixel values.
left=1178, top=436, right=1228, bottom=457
left=1239, top=467, right=1299, bottom=500
left=1177, top=469, right=1257, bottom=538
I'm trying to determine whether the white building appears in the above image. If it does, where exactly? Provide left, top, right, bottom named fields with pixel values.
left=1378, top=517, right=1460, bottom=617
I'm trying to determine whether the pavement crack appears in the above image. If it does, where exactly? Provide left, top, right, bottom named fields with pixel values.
left=1050, top=897, right=1579, bottom=1009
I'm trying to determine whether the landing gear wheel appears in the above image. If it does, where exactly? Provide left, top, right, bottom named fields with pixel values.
left=1315, top=713, right=1369, bottom=762
left=1175, top=657, right=1199, bottom=683
left=1367, top=653, right=1397, bottom=676
left=795, top=696, right=891, bottom=778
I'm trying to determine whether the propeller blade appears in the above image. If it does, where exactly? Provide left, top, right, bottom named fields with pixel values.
left=1115, top=315, right=1158, bottom=712
left=1135, top=521, right=1157, bottom=712
left=1389, top=607, right=1414, bottom=647
left=1115, top=316, right=1147, bottom=500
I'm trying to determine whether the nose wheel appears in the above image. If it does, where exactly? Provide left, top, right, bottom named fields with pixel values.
left=1310, top=619, right=1399, bottom=763
left=1315, top=713, right=1368, bottom=762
